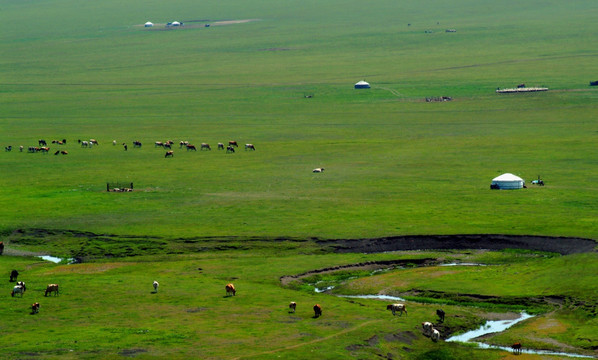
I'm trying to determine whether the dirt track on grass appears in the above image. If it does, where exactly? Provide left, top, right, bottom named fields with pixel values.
left=317, top=234, right=597, bottom=255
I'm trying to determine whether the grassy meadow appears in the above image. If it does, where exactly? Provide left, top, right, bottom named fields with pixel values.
left=1, top=0, right=598, bottom=358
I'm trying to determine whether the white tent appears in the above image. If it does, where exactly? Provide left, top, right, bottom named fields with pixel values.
left=491, top=173, right=525, bottom=190
left=144, top=22, right=154, bottom=27
left=171, top=21, right=181, bottom=26
left=354, top=80, right=370, bottom=89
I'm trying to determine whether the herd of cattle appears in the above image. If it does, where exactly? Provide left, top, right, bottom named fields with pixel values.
left=3, top=139, right=256, bottom=158
left=5, top=269, right=525, bottom=354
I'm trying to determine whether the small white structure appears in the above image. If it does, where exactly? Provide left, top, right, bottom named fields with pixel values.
left=144, top=22, right=154, bottom=27
left=171, top=21, right=181, bottom=26
left=354, top=80, right=370, bottom=89
left=491, top=173, right=525, bottom=190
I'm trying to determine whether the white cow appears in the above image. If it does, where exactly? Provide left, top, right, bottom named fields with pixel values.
left=387, top=303, right=407, bottom=316
left=11, top=285, right=25, bottom=297
left=431, top=328, right=440, bottom=342
left=153, top=281, right=159, bottom=293
left=422, top=321, right=433, bottom=336
left=312, top=168, right=324, bottom=173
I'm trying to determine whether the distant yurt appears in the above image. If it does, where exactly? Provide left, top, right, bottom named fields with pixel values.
left=144, top=22, right=154, bottom=27
left=490, top=173, right=525, bottom=190
left=354, top=80, right=370, bottom=89
left=171, top=21, right=181, bottom=26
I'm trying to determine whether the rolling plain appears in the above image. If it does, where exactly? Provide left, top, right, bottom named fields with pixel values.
left=1, top=0, right=597, bottom=358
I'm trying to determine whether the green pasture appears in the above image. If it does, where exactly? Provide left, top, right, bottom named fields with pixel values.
left=1, top=250, right=596, bottom=359
left=1, top=0, right=598, bottom=358
left=1, top=0, right=598, bottom=238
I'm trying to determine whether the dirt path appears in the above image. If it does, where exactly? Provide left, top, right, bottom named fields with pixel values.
left=232, top=320, right=381, bottom=360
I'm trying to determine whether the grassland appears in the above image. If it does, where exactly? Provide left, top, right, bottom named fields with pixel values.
left=1, top=0, right=598, bottom=358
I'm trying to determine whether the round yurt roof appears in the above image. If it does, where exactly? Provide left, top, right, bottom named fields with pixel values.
left=172, top=21, right=181, bottom=25
left=355, top=80, right=370, bottom=86
left=492, top=173, right=523, bottom=182
left=144, top=21, right=153, bottom=26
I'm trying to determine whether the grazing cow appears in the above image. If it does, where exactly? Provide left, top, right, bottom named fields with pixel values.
left=155, top=141, right=164, bottom=147
left=11, top=285, right=25, bottom=297
left=422, top=322, right=433, bottom=336
left=133, top=141, right=142, bottom=148
left=164, top=142, right=172, bottom=149
left=511, top=342, right=522, bottom=354
left=10, top=269, right=19, bottom=282
left=226, top=145, right=235, bottom=153
left=62, top=139, right=67, bottom=145
left=17, top=281, right=26, bottom=292
left=312, top=168, right=324, bottom=173
left=19, top=146, right=23, bottom=152
left=60, top=150, right=68, bottom=155
left=431, top=328, right=440, bottom=342
left=54, top=150, right=60, bottom=155
left=228, top=141, right=238, bottom=148
left=0, top=241, right=4, bottom=255
left=5, top=145, right=12, bottom=152
left=31, top=302, right=40, bottom=314
left=39, top=139, right=47, bottom=146
left=436, top=309, right=445, bottom=322
left=387, top=303, right=407, bottom=316
left=200, top=143, right=211, bottom=151
left=123, top=144, right=127, bottom=151
left=179, top=141, right=189, bottom=148
left=244, top=144, right=255, bottom=151
left=89, top=139, right=98, bottom=145
left=517, top=83, right=526, bottom=88
left=289, top=302, right=297, bottom=313
left=40, top=147, right=50, bottom=153
left=217, top=143, right=225, bottom=150
left=153, top=281, right=159, bottom=293
left=165, top=151, right=174, bottom=158
left=186, top=144, right=197, bottom=151
left=45, top=284, right=59, bottom=297
left=313, top=304, right=322, bottom=318
left=81, top=141, right=89, bottom=148
left=113, top=140, right=117, bottom=145
left=225, top=283, right=236, bottom=296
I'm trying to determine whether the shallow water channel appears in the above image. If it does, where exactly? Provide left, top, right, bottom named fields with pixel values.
left=38, top=255, right=74, bottom=264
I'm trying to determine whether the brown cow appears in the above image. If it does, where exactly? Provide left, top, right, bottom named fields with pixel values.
left=511, top=342, right=522, bottom=354
left=45, top=284, right=59, bottom=297
left=31, top=302, right=40, bottom=314
left=289, top=302, right=297, bottom=313
left=313, top=304, right=322, bottom=318
left=228, top=141, right=238, bottom=147
left=200, top=143, right=211, bottom=151
left=165, top=151, right=174, bottom=158
left=186, top=144, right=197, bottom=151
left=225, top=283, right=236, bottom=296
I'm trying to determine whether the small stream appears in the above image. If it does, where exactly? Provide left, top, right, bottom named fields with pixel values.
left=38, top=255, right=75, bottom=264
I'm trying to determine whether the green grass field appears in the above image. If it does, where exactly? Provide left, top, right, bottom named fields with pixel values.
left=1, top=0, right=597, bottom=358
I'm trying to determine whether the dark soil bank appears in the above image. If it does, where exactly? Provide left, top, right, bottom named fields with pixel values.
left=318, top=234, right=597, bottom=255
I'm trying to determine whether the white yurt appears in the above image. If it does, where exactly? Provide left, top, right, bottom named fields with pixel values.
left=490, top=173, right=525, bottom=190
left=144, top=22, right=154, bottom=27
left=354, top=80, right=370, bottom=89
left=171, top=21, right=181, bottom=26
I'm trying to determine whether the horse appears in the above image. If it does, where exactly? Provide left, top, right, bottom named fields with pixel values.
left=225, top=283, right=236, bottom=296
left=289, top=302, right=297, bottom=313
left=313, top=304, right=322, bottom=318
left=10, top=269, right=19, bottom=282
left=244, top=144, right=255, bottom=151
left=45, top=284, right=59, bottom=297
left=165, top=151, right=174, bottom=158
left=200, top=143, right=211, bottom=151
left=511, top=342, right=522, bottom=354
left=226, top=146, right=235, bottom=153
left=436, top=309, right=445, bottom=322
